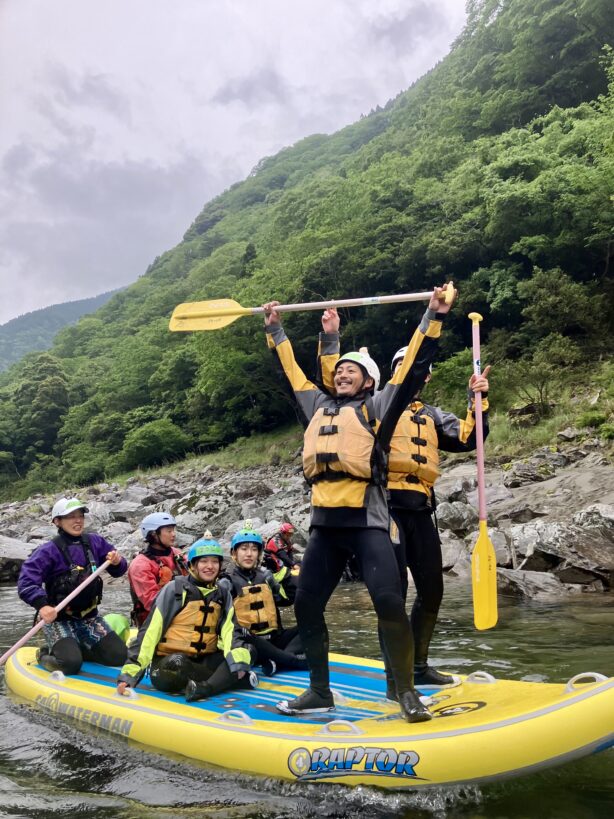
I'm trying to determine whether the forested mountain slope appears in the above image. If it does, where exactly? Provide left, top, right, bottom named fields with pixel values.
left=0, top=0, right=612, bottom=497
left=0, top=290, right=120, bottom=373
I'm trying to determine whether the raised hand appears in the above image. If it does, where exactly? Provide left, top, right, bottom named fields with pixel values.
left=321, top=307, right=339, bottom=333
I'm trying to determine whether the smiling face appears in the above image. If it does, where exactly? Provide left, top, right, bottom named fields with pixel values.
left=334, top=362, right=373, bottom=397
left=54, top=510, right=85, bottom=537
left=234, top=542, right=260, bottom=570
left=192, top=556, right=221, bottom=584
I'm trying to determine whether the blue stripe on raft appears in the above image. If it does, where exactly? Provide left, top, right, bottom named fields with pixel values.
left=66, top=661, right=380, bottom=723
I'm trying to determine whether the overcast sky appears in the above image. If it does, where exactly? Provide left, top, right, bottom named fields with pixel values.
left=0, top=0, right=467, bottom=325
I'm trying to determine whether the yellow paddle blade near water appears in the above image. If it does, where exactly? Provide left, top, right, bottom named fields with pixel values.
left=471, top=520, right=498, bottom=630
left=170, top=298, right=252, bottom=331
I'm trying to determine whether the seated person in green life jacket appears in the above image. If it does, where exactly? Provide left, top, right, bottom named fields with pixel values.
left=225, top=527, right=308, bottom=675
left=17, top=497, right=128, bottom=675
left=116, top=536, right=255, bottom=702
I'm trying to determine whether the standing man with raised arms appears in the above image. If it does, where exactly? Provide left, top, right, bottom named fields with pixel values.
left=319, top=314, right=491, bottom=697
left=263, top=283, right=456, bottom=722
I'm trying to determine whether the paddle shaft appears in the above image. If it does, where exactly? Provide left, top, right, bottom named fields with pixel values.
left=470, top=318, right=487, bottom=521
left=175, top=290, right=442, bottom=320
left=0, top=559, right=111, bottom=667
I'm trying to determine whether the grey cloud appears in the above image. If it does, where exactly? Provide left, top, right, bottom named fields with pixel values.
left=45, top=63, right=132, bottom=121
left=0, top=144, right=239, bottom=323
left=212, top=65, right=292, bottom=107
left=370, top=2, right=452, bottom=56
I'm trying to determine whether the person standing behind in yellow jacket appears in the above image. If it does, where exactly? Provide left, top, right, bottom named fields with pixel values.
left=318, top=309, right=490, bottom=699
left=263, top=283, right=456, bottom=722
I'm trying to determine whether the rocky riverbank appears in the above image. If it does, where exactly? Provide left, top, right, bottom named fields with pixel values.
left=1, top=431, right=613, bottom=599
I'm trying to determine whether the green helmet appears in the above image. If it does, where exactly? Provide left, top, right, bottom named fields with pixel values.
left=187, top=537, right=224, bottom=563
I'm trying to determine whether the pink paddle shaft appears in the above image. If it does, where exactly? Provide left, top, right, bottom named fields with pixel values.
left=471, top=321, right=487, bottom=522
left=0, top=559, right=111, bottom=667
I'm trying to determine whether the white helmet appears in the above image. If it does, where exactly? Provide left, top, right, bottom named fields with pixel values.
left=391, top=346, right=408, bottom=372
left=391, top=346, right=433, bottom=375
left=140, top=512, right=177, bottom=539
left=335, top=347, right=380, bottom=391
left=51, top=497, right=89, bottom=520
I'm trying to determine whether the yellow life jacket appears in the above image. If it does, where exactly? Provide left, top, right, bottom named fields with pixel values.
left=234, top=583, right=279, bottom=634
left=303, top=404, right=380, bottom=485
left=157, top=598, right=221, bottom=657
left=388, top=403, right=440, bottom=489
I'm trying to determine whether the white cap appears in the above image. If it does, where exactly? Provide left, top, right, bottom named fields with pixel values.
left=51, top=497, right=89, bottom=520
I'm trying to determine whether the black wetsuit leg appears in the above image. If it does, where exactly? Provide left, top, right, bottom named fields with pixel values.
left=83, top=632, right=127, bottom=667
left=151, top=651, right=243, bottom=696
left=392, top=508, right=443, bottom=668
left=293, top=528, right=349, bottom=696
left=296, top=526, right=415, bottom=697
left=272, top=626, right=302, bottom=654
left=351, top=527, right=414, bottom=696
left=253, top=633, right=308, bottom=671
left=47, top=637, right=83, bottom=675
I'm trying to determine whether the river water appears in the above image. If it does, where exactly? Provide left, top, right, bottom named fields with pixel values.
left=1, top=578, right=613, bottom=819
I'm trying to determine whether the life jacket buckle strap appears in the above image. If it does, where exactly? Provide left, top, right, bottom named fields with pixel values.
left=411, top=436, right=427, bottom=446
left=412, top=454, right=428, bottom=464
left=319, top=424, right=338, bottom=435
left=323, top=407, right=340, bottom=416
left=316, top=452, right=339, bottom=464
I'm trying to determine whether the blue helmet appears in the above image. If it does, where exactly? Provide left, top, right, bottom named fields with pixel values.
left=140, top=512, right=177, bottom=539
left=187, top=537, right=224, bottom=564
left=230, top=529, right=264, bottom=552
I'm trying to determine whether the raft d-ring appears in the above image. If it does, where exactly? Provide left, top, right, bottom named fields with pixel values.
left=218, top=709, right=253, bottom=726
left=330, top=688, right=348, bottom=704
left=316, top=719, right=365, bottom=737
left=465, top=671, right=496, bottom=684
left=115, top=687, right=139, bottom=700
left=49, top=670, right=66, bottom=682
left=564, top=672, right=608, bottom=693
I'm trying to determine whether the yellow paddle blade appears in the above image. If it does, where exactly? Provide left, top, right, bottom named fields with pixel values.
left=471, top=520, right=498, bottom=630
left=169, top=299, right=252, bottom=331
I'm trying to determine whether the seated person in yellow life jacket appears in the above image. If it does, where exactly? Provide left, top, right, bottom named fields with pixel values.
left=318, top=309, right=491, bottom=696
left=225, top=527, right=308, bottom=675
left=116, top=536, right=255, bottom=702
left=17, top=497, right=128, bottom=676
left=263, top=522, right=300, bottom=573
left=263, top=282, right=456, bottom=722
left=128, top=512, right=188, bottom=626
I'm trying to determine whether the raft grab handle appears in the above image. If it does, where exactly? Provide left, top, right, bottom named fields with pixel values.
left=316, top=719, right=364, bottom=736
left=218, top=709, right=254, bottom=726
left=565, top=672, right=608, bottom=693
left=465, top=671, right=496, bottom=684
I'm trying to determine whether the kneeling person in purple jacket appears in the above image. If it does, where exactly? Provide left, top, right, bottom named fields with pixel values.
left=18, top=497, right=128, bottom=675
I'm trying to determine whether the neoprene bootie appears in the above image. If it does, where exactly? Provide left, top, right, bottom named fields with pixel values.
left=398, top=688, right=433, bottom=723
left=276, top=687, right=335, bottom=715
left=414, top=663, right=460, bottom=688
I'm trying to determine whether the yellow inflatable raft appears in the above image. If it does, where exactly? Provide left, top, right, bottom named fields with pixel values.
left=5, top=647, right=614, bottom=789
